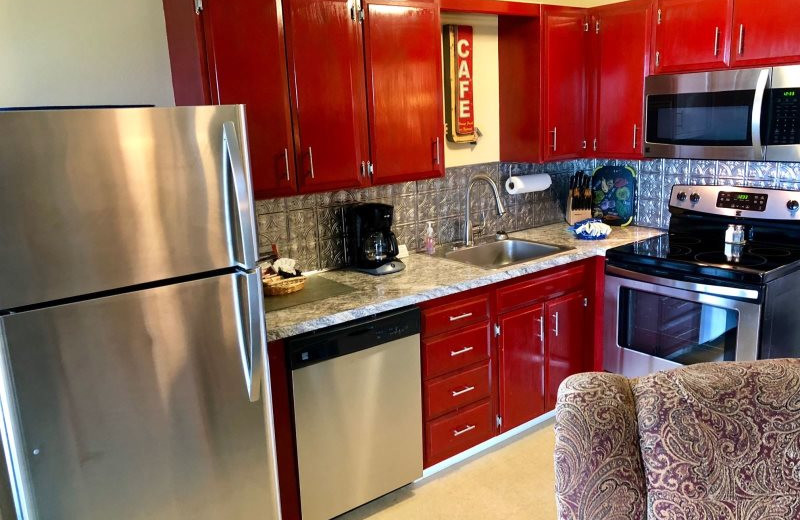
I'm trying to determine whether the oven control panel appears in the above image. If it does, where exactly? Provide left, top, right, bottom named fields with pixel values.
left=716, top=191, right=768, bottom=211
left=670, top=185, right=800, bottom=220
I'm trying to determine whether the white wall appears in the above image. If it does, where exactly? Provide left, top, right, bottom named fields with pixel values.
left=0, top=0, right=175, bottom=107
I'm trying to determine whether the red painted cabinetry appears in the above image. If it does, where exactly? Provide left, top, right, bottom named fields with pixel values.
left=730, top=0, right=800, bottom=67
left=202, top=0, right=298, bottom=198
left=653, top=0, right=733, bottom=73
left=363, top=2, right=444, bottom=184
left=284, top=0, right=370, bottom=193
left=544, top=291, right=590, bottom=411
left=588, top=1, right=651, bottom=158
left=542, top=6, right=588, bottom=161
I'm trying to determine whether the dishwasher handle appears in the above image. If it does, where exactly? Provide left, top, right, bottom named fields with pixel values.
left=286, top=306, right=421, bottom=370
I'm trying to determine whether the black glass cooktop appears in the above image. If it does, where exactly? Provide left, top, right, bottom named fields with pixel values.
left=606, top=233, right=800, bottom=284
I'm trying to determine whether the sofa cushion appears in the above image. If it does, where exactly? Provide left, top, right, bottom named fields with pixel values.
left=631, top=359, right=800, bottom=520
left=555, top=372, right=647, bottom=520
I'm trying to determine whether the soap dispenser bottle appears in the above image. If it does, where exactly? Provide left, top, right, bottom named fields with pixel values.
left=424, top=221, right=436, bottom=254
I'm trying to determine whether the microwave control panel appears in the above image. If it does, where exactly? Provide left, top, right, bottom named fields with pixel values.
left=716, top=191, right=768, bottom=212
left=766, top=89, right=800, bottom=145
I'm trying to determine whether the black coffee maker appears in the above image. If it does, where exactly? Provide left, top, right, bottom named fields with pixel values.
left=344, top=203, right=405, bottom=275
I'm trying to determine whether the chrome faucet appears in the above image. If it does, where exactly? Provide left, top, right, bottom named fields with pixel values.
left=463, top=174, right=506, bottom=246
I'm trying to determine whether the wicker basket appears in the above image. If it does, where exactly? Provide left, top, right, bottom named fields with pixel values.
left=263, top=274, right=307, bottom=296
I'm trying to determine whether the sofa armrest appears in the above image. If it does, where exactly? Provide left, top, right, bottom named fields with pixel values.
left=554, top=372, right=646, bottom=520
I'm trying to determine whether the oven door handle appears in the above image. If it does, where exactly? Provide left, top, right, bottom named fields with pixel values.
left=605, top=265, right=761, bottom=300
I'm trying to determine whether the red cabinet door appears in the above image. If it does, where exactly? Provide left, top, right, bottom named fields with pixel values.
left=654, top=0, right=733, bottom=74
left=498, top=304, right=545, bottom=432
left=542, top=7, right=587, bottom=161
left=284, top=0, right=369, bottom=192
left=545, top=292, right=590, bottom=411
left=731, top=0, right=800, bottom=67
left=202, top=0, right=297, bottom=198
left=590, top=2, right=650, bottom=158
left=363, top=2, right=444, bottom=184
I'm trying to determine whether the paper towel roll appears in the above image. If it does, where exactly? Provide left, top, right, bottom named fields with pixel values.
left=505, top=174, right=552, bottom=195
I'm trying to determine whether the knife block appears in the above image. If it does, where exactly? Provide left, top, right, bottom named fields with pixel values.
left=565, top=195, right=592, bottom=225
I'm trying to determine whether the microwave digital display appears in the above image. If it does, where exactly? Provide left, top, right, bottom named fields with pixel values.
left=716, top=191, right=768, bottom=211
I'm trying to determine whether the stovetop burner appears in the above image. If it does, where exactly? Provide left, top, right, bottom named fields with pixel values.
left=694, top=251, right=767, bottom=267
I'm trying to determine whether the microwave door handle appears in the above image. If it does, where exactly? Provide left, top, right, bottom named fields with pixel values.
left=222, top=121, right=259, bottom=270
left=752, top=69, right=769, bottom=159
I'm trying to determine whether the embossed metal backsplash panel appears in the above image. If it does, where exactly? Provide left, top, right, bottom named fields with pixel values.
left=255, top=158, right=800, bottom=271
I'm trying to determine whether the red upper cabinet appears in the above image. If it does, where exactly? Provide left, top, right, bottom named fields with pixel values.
left=730, top=0, right=800, bottom=67
left=653, top=0, right=733, bottom=74
left=202, top=0, right=297, bottom=198
left=162, top=0, right=211, bottom=106
left=544, top=291, right=590, bottom=411
left=589, top=1, right=651, bottom=158
left=363, top=2, right=444, bottom=185
left=542, top=7, right=588, bottom=161
left=498, top=303, right=545, bottom=432
left=284, top=0, right=370, bottom=193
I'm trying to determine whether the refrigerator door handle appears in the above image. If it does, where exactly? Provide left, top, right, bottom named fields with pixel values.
left=222, top=121, right=259, bottom=270
left=234, top=270, right=266, bottom=402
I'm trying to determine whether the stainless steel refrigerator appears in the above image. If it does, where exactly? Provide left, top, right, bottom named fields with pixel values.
left=0, top=106, right=281, bottom=519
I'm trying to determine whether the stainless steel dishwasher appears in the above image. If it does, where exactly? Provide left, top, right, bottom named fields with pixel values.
left=287, top=306, right=422, bottom=520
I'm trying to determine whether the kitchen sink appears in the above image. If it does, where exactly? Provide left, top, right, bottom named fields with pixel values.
left=442, top=239, right=574, bottom=269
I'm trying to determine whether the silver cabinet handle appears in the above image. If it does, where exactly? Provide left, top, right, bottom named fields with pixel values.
left=308, top=146, right=315, bottom=179
left=452, top=386, right=475, bottom=397
left=283, top=148, right=290, bottom=181
left=450, top=346, right=474, bottom=357
left=655, top=50, right=660, bottom=68
left=550, top=127, right=558, bottom=151
left=714, top=26, right=720, bottom=56
left=233, top=271, right=266, bottom=402
left=537, top=316, right=544, bottom=340
left=222, top=121, right=258, bottom=270
left=449, top=312, right=473, bottom=322
left=434, top=137, right=441, bottom=165
left=633, top=124, right=638, bottom=150
left=738, top=24, right=745, bottom=55
left=553, top=311, right=559, bottom=337
left=453, top=424, right=476, bottom=437
left=593, top=138, right=597, bottom=151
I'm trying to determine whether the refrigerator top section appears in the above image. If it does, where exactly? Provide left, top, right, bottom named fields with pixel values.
left=0, top=105, right=258, bottom=311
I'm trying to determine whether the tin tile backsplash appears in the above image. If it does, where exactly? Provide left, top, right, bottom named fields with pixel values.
left=255, top=158, right=800, bottom=271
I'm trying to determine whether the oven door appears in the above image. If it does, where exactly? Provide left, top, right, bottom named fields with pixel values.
left=644, top=68, right=770, bottom=161
left=604, top=269, right=762, bottom=378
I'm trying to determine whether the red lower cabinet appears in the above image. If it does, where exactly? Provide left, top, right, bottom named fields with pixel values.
left=545, top=291, right=591, bottom=411
left=426, top=399, right=494, bottom=466
left=497, top=304, right=545, bottom=431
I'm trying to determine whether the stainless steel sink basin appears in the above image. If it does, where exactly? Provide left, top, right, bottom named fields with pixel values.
left=443, top=239, right=573, bottom=269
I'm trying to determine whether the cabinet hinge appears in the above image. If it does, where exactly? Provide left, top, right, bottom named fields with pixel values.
left=367, top=161, right=374, bottom=177
left=583, top=21, right=589, bottom=32
left=583, top=297, right=589, bottom=308
left=493, top=324, right=501, bottom=337
left=592, top=138, right=598, bottom=152
left=657, top=8, right=662, bottom=24
left=496, top=415, right=502, bottom=428
left=194, top=0, right=203, bottom=14
left=359, top=8, right=365, bottom=21
left=595, top=20, right=600, bottom=34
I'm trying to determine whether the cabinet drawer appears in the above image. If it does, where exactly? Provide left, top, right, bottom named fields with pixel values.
left=424, top=362, right=490, bottom=420
left=426, top=399, right=493, bottom=467
left=496, top=264, right=586, bottom=313
left=421, top=295, right=490, bottom=338
left=423, top=322, right=490, bottom=379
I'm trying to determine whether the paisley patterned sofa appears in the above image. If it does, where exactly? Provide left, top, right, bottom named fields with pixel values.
left=553, top=359, right=800, bottom=520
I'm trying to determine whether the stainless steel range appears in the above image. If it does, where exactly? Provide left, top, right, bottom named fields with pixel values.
left=604, top=184, right=800, bottom=378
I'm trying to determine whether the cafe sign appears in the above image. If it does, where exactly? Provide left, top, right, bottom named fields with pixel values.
left=443, top=25, right=477, bottom=143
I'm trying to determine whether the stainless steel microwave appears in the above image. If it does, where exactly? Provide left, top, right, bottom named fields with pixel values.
left=644, top=65, right=800, bottom=161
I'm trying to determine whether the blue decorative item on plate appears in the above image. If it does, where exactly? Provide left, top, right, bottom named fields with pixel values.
left=569, top=218, right=612, bottom=240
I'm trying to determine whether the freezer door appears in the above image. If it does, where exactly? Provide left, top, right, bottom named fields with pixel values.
left=0, top=272, right=280, bottom=520
left=0, top=105, right=259, bottom=310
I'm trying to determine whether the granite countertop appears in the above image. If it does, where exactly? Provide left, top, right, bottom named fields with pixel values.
left=265, top=223, right=664, bottom=341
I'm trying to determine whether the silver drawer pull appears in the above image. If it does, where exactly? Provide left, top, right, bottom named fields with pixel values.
left=453, top=424, right=476, bottom=437
left=449, top=312, right=473, bottom=322
left=452, top=385, right=475, bottom=397
left=450, top=346, right=474, bottom=357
